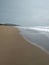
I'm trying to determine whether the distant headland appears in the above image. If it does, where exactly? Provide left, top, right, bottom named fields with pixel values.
left=0, top=23, right=20, bottom=26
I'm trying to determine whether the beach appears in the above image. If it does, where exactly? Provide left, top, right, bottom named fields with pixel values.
left=0, top=26, right=49, bottom=65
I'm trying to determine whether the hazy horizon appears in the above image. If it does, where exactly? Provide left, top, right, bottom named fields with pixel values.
left=0, top=0, right=49, bottom=26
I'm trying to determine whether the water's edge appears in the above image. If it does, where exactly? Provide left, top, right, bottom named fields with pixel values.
left=18, top=27, right=49, bottom=55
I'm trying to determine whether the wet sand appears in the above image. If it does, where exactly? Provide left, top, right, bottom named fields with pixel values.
left=0, top=26, right=49, bottom=65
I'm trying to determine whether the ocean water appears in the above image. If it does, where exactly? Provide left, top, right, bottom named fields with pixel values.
left=16, top=26, right=49, bottom=54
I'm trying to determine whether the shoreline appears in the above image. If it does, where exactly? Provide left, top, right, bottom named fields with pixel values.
left=17, top=27, right=49, bottom=55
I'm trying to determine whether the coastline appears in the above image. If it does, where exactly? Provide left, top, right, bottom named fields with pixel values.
left=19, top=29, right=49, bottom=54
left=0, top=26, right=49, bottom=65
left=18, top=27, right=49, bottom=54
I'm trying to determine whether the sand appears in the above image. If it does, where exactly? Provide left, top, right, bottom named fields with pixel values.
left=0, top=26, right=49, bottom=65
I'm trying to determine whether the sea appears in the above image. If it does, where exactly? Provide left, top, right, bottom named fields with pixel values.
left=15, top=26, right=49, bottom=54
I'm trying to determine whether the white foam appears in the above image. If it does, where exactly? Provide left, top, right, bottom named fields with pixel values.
left=31, top=28, right=49, bottom=32
left=19, top=26, right=49, bottom=32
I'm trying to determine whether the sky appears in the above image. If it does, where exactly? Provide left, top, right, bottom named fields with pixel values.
left=0, top=0, right=49, bottom=26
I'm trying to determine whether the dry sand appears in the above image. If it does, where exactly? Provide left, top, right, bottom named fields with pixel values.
left=0, top=26, right=49, bottom=65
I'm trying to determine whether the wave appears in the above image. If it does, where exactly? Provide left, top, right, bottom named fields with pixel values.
left=17, top=26, right=49, bottom=32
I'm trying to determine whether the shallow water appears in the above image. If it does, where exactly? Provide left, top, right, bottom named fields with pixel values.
left=16, top=26, right=49, bottom=54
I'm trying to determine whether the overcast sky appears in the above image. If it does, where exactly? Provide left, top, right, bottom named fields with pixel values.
left=0, top=0, right=49, bottom=26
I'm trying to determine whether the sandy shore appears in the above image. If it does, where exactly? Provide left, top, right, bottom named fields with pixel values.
left=0, top=26, right=49, bottom=65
